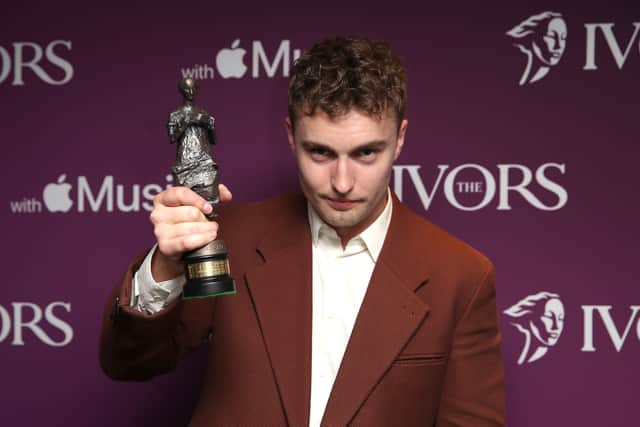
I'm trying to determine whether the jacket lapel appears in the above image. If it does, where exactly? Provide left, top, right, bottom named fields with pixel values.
left=243, top=192, right=433, bottom=426
left=321, top=193, right=432, bottom=425
left=244, top=195, right=312, bottom=427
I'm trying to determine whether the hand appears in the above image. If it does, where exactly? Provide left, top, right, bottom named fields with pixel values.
left=149, top=184, right=232, bottom=281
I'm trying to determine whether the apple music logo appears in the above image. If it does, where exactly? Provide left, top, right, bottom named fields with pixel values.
left=216, top=39, right=247, bottom=78
left=180, top=38, right=302, bottom=80
left=43, top=174, right=73, bottom=212
left=9, top=174, right=174, bottom=214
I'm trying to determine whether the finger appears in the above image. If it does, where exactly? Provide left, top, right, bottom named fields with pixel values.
left=154, top=187, right=210, bottom=212
left=218, top=184, right=233, bottom=202
left=155, top=221, right=218, bottom=241
left=159, top=232, right=218, bottom=256
left=150, top=205, right=209, bottom=225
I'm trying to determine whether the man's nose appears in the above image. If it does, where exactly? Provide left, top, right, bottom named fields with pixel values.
left=331, top=158, right=355, bottom=195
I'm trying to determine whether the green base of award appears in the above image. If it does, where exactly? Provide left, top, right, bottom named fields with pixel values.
left=182, top=240, right=236, bottom=299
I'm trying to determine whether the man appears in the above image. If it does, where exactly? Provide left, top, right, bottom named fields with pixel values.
left=100, top=36, right=506, bottom=426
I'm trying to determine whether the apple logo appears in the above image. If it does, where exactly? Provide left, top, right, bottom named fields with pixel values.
left=43, top=174, right=73, bottom=213
left=216, top=39, right=248, bottom=79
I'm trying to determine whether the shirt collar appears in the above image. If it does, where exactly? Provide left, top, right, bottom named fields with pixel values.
left=307, top=188, right=393, bottom=262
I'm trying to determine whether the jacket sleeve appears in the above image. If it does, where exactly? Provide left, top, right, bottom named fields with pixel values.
left=436, top=261, right=506, bottom=427
left=99, top=251, right=215, bottom=381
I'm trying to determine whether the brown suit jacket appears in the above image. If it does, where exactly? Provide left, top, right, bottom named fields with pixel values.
left=100, top=192, right=505, bottom=426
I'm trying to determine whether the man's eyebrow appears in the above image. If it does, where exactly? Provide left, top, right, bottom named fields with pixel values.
left=351, top=140, right=388, bottom=151
left=300, top=140, right=330, bottom=149
left=300, top=140, right=389, bottom=152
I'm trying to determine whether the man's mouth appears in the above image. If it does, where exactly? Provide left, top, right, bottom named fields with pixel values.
left=323, top=196, right=360, bottom=211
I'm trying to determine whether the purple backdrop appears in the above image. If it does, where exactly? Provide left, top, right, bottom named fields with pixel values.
left=1, top=1, right=639, bottom=425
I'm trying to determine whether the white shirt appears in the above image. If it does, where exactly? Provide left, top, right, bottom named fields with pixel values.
left=131, top=246, right=184, bottom=314
left=131, top=190, right=393, bottom=427
left=307, top=191, right=392, bottom=427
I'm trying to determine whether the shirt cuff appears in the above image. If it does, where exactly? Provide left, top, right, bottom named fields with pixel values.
left=131, top=244, right=185, bottom=314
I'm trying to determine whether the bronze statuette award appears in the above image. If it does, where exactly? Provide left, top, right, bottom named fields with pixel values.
left=167, top=77, right=236, bottom=299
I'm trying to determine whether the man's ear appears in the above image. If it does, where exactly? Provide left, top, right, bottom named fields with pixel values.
left=285, top=116, right=295, bottom=153
left=394, top=119, right=408, bottom=160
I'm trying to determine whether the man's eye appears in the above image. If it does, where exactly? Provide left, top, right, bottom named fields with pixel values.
left=358, top=148, right=377, bottom=160
left=309, top=147, right=332, bottom=160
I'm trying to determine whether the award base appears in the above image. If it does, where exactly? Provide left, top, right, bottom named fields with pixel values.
left=182, top=240, right=236, bottom=300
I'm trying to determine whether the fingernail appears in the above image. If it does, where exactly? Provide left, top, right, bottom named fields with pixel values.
left=203, top=203, right=212, bottom=213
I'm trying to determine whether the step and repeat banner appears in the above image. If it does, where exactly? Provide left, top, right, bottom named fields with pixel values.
left=1, top=1, right=638, bottom=426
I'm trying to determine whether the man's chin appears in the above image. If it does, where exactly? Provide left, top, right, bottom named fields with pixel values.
left=318, top=209, right=361, bottom=229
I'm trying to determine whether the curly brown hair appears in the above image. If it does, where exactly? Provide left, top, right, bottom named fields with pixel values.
left=288, top=36, right=406, bottom=129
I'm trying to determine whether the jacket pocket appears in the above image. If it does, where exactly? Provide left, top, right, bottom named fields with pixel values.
left=392, top=352, right=448, bottom=366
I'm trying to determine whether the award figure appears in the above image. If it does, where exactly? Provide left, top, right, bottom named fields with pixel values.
left=167, top=77, right=235, bottom=299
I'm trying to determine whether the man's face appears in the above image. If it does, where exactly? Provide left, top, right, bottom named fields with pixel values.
left=286, top=109, right=407, bottom=239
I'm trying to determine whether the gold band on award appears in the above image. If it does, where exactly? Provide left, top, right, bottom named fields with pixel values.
left=186, top=259, right=231, bottom=280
